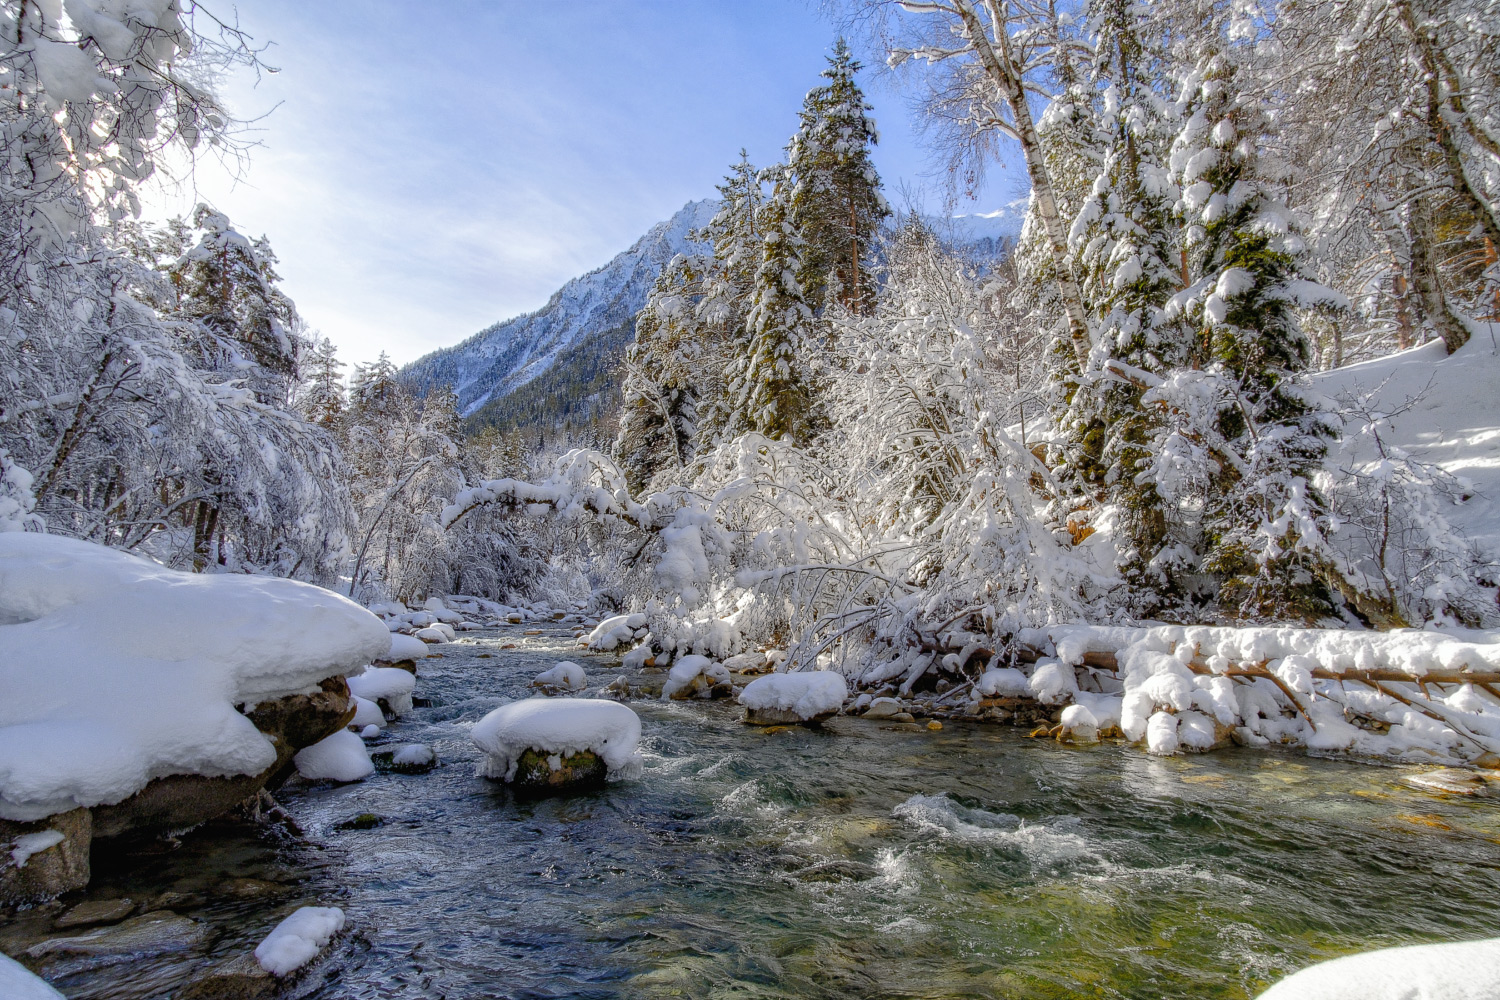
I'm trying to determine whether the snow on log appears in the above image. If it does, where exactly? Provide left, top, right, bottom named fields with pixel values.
left=470, top=698, right=642, bottom=783
left=0, top=534, right=389, bottom=821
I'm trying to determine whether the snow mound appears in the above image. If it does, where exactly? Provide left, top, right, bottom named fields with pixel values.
left=470, top=698, right=642, bottom=782
left=293, top=730, right=373, bottom=783
left=350, top=697, right=384, bottom=730
left=391, top=744, right=434, bottom=768
left=738, top=672, right=847, bottom=720
left=254, top=905, right=346, bottom=976
left=1257, top=936, right=1500, bottom=999
left=387, top=633, right=430, bottom=661
left=0, top=534, right=389, bottom=821
left=0, top=953, right=65, bottom=999
left=661, top=654, right=730, bottom=699
left=533, top=661, right=588, bottom=691
left=413, top=626, right=450, bottom=644
left=348, top=667, right=416, bottom=716
left=587, top=613, right=646, bottom=651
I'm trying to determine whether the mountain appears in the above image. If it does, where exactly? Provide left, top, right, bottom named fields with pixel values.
left=401, top=198, right=719, bottom=419
left=401, top=198, right=1023, bottom=438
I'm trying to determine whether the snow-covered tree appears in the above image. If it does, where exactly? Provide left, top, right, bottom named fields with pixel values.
left=787, top=39, right=890, bottom=314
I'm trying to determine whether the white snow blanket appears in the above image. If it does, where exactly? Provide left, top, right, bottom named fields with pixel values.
left=470, top=698, right=642, bottom=782
left=0, top=953, right=64, bottom=999
left=1314, top=337, right=1500, bottom=560
left=347, top=666, right=416, bottom=716
left=738, top=671, right=847, bottom=720
left=533, top=661, right=588, bottom=691
left=0, top=534, right=389, bottom=821
left=1257, top=937, right=1500, bottom=1000
left=254, top=905, right=346, bottom=976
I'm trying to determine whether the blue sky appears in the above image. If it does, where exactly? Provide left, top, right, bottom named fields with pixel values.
left=146, top=1, right=1023, bottom=366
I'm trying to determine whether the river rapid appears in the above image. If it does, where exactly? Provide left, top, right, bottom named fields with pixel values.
left=13, top=624, right=1500, bottom=999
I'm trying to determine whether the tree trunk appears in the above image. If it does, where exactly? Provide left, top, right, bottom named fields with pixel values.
left=1408, top=197, right=1469, bottom=353
left=956, top=0, right=1092, bottom=368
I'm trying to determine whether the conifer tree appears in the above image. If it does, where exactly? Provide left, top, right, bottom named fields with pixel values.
left=1049, top=0, right=1195, bottom=610
left=298, top=336, right=346, bottom=426
left=787, top=39, right=889, bottom=314
left=1160, top=49, right=1336, bottom=617
left=730, top=168, right=822, bottom=443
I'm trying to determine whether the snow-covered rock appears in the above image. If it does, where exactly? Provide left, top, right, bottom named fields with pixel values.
left=386, top=633, right=430, bottom=663
left=293, top=731, right=373, bottom=783
left=1257, top=937, right=1500, bottom=999
left=739, top=671, right=847, bottom=725
left=254, top=905, right=345, bottom=976
left=351, top=697, right=385, bottom=731
left=413, top=625, right=452, bottom=644
left=470, top=698, right=642, bottom=784
left=533, top=661, right=588, bottom=693
left=0, top=534, right=388, bottom=821
left=348, top=666, right=416, bottom=717
left=660, top=654, right=731, bottom=700
left=586, top=613, right=647, bottom=651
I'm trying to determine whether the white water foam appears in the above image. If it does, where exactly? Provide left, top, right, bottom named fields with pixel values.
left=892, top=793, right=1095, bottom=866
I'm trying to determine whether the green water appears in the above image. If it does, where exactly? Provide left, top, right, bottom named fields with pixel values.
left=19, top=626, right=1500, bottom=999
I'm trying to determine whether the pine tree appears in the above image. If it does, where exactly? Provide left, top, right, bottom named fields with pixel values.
left=1163, top=49, right=1335, bottom=618
left=787, top=39, right=889, bottom=314
left=298, top=336, right=346, bottom=426
left=168, top=205, right=299, bottom=404
left=1049, top=0, right=1195, bottom=610
left=730, top=168, right=822, bottom=444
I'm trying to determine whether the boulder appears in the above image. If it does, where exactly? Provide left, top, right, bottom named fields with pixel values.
left=25, top=911, right=214, bottom=978
left=176, top=953, right=277, bottom=1000
left=510, top=748, right=607, bottom=794
left=90, top=677, right=355, bottom=840
left=862, top=697, right=904, bottom=720
left=744, top=706, right=836, bottom=726
left=0, top=809, right=91, bottom=905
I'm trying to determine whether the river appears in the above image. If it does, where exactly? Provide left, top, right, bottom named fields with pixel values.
left=19, top=624, right=1500, bottom=999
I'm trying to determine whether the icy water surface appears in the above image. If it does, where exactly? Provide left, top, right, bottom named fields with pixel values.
left=19, top=625, right=1500, bottom=998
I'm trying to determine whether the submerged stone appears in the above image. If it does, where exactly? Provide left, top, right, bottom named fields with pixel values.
left=26, top=911, right=214, bottom=976
left=54, top=898, right=135, bottom=929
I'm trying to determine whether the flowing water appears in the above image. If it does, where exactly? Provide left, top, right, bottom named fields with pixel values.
left=12, top=625, right=1500, bottom=999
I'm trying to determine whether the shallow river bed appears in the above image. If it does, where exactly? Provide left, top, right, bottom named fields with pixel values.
left=12, top=625, right=1500, bottom=999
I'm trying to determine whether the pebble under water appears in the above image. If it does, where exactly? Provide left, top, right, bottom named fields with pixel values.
left=13, top=624, right=1500, bottom=999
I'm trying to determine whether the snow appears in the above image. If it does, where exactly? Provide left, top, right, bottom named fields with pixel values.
left=293, top=731, right=373, bottom=783
left=1313, top=337, right=1500, bottom=558
left=387, top=633, right=430, bottom=661
left=347, top=667, right=416, bottom=716
left=8, top=830, right=63, bottom=868
left=738, top=671, right=847, bottom=720
left=661, top=654, right=730, bottom=699
left=0, top=534, right=389, bottom=821
left=0, top=953, right=65, bottom=999
left=470, top=698, right=643, bottom=782
left=533, top=661, right=588, bottom=691
left=414, top=625, right=452, bottom=644
left=350, top=697, right=385, bottom=730
left=587, top=613, right=647, bottom=651
left=253, top=905, right=346, bottom=976
left=1257, top=937, right=1500, bottom=1000
left=976, top=667, right=1031, bottom=698
left=390, top=744, right=434, bottom=768
left=1019, top=623, right=1500, bottom=759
